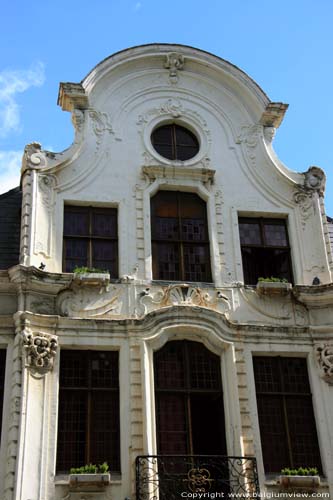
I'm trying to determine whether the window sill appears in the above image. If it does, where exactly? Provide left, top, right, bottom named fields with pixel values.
left=151, top=279, right=214, bottom=288
left=55, top=473, right=122, bottom=486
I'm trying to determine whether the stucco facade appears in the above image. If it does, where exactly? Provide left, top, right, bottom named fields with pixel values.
left=0, top=44, right=333, bottom=500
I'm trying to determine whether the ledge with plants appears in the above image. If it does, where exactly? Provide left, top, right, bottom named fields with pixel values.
left=69, top=462, right=110, bottom=490
left=278, top=467, right=320, bottom=492
left=256, top=277, right=292, bottom=296
left=72, top=266, right=110, bottom=287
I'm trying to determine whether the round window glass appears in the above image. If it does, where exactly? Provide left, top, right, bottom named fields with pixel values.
left=151, top=124, right=199, bottom=161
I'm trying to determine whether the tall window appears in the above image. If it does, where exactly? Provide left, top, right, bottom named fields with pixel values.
left=151, top=191, right=212, bottom=282
left=151, top=124, right=199, bottom=161
left=253, top=357, right=322, bottom=474
left=154, top=341, right=226, bottom=455
left=63, top=206, right=118, bottom=275
left=0, top=350, right=6, bottom=446
left=239, top=217, right=293, bottom=284
left=56, top=350, right=120, bottom=473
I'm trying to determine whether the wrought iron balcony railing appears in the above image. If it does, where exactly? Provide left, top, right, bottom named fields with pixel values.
left=136, top=455, right=260, bottom=499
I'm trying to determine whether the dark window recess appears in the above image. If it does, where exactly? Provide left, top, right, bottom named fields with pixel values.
left=151, top=124, right=199, bottom=161
left=63, top=206, right=118, bottom=276
left=239, top=217, right=293, bottom=284
left=253, top=357, right=322, bottom=474
left=0, top=350, right=6, bottom=445
left=56, top=350, right=120, bottom=473
left=151, top=191, right=212, bottom=282
left=154, top=341, right=227, bottom=456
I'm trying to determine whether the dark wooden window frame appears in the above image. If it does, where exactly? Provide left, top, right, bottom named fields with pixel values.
left=154, top=340, right=226, bottom=456
left=151, top=123, right=199, bottom=161
left=63, top=205, right=118, bottom=275
left=239, top=217, right=293, bottom=284
left=56, top=350, right=120, bottom=473
left=253, top=356, right=322, bottom=474
left=151, top=191, right=212, bottom=282
left=0, top=349, right=6, bottom=446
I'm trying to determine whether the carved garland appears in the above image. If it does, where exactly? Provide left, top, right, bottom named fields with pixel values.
left=315, top=344, right=333, bottom=385
left=22, top=330, right=58, bottom=373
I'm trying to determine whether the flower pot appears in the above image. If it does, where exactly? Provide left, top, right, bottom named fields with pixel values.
left=257, top=281, right=292, bottom=296
left=69, top=473, right=110, bottom=491
left=278, top=475, right=320, bottom=492
left=73, top=272, right=110, bottom=287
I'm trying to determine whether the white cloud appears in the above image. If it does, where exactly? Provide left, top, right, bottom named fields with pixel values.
left=0, top=150, right=21, bottom=194
left=0, top=62, right=45, bottom=138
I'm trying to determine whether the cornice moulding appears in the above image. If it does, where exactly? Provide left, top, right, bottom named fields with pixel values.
left=293, top=283, right=333, bottom=308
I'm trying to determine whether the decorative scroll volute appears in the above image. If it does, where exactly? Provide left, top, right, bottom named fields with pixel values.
left=315, top=344, right=333, bottom=385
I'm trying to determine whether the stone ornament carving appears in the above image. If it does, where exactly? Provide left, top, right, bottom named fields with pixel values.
left=88, top=109, right=113, bottom=150
left=71, top=108, right=85, bottom=133
left=57, top=285, right=121, bottom=319
left=164, top=52, right=185, bottom=83
left=236, top=125, right=263, bottom=168
left=263, top=126, right=276, bottom=143
left=315, top=344, right=333, bottom=385
left=22, top=142, right=47, bottom=172
left=137, top=284, right=230, bottom=317
left=38, top=173, right=57, bottom=211
left=293, top=190, right=313, bottom=227
left=304, top=166, right=326, bottom=196
left=22, top=330, right=58, bottom=373
left=294, top=166, right=326, bottom=228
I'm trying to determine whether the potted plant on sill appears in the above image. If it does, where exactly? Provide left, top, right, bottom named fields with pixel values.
left=73, top=266, right=110, bottom=287
left=256, top=277, right=292, bottom=296
left=69, top=462, right=111, bottom=491
left=278, top=467, right=320, bottom=492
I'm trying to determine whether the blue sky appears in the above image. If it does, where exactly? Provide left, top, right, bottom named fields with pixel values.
left=1, top=0, right=332, bottom=213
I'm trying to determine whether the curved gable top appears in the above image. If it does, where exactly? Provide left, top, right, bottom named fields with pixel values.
left=58, top=44, right=287, bottom=128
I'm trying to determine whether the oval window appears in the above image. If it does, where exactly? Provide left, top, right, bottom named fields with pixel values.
left=151, top=124, right=199, bottom=161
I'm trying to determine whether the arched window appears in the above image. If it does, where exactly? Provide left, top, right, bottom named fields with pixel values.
left=151, top=124, right=199, bottom=161
left=151, top=191, right=212, bottom=282
left=154, top=340, right=226, bottom=455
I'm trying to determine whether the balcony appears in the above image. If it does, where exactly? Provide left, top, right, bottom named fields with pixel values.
left=136, top=455, right=260, bottom=499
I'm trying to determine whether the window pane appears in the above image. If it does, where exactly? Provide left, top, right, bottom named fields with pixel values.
left=64, top=239, right=88, bottom=272
left=64, top=208, right=89, bottom=236
left=152, top=217, right=179, bottom=240
left=155, top=342, right=185, bottom=390
left=92, top=240, right=117, bottom=275
left=60, top=351, right=88, bottom=388
left=280, top=358, right=310, bottom=393
left=256, top=395, right=289, bottom=472
left=151, top=191, right=178, bottom=218
left=57, top=351, right=120, bottom=474
left=253, top=356, right=282, bottom=393
left=57, top=390, right=87, bottom=472
left=239, top=222, right=261, bottom=245
left=90, top=391, right=120, bottom=472
left=156, top=394, right=188, bottom=454
left=92, top=209, right=117, bottom=237
left=153, top=242, right=180, bottom=280
left=176, top=127, right=198, bottom=147
left=91, top=351, right=119, bottom=388
left=264, top=223, right=288, bottom=247
left=183, top=244, right=211, bottom=282
left=189, top=342, right=221, bottom=390
left=253, top=357, right=322, bottom=474
left=287, top=397, right=322, bottom=471
left=181, top=218, right=207, bottom=241
left=152, top=125, right=173, bottom=145
left=176, top=145, right=198, bottom=161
